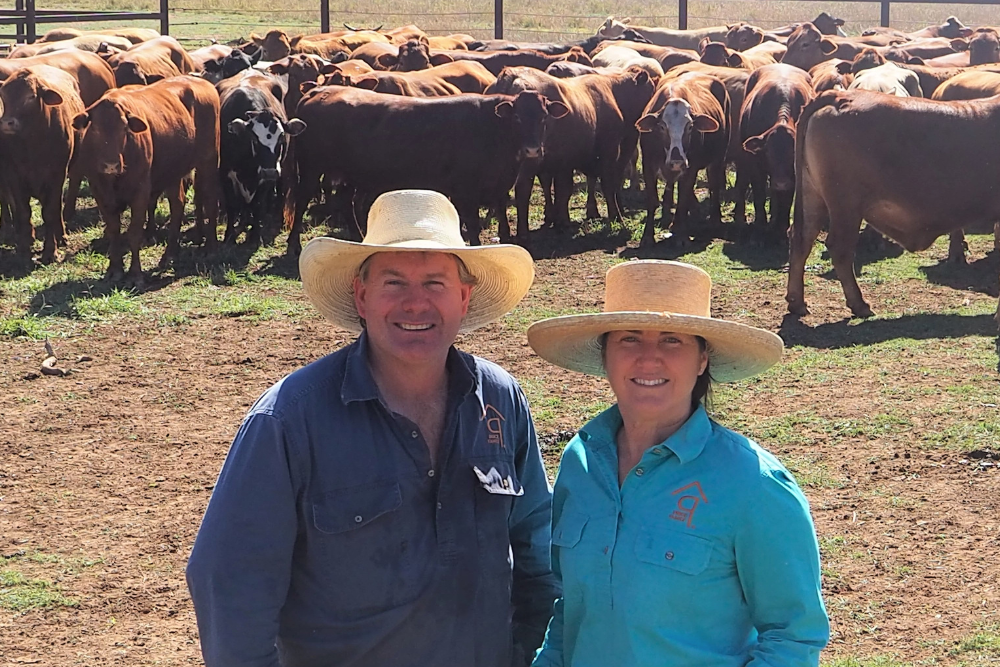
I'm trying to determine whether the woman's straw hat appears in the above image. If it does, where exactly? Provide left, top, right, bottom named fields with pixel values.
left=299, top=189, right=534, bottom=333
left=527, top=260, right=783, bottom=382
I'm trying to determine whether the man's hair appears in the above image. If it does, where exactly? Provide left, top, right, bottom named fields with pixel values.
left=357, top=252, right=479, bottom=286
left=599, top=332, right=714, bottom=412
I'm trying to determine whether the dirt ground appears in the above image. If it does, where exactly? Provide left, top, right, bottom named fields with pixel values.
left=1, top=237, right=999, bottom=665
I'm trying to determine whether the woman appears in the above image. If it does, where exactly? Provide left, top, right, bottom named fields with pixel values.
left=527, top=260, right=829, bottom=667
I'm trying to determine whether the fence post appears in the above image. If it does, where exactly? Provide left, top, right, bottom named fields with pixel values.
left=678, top=0, right=687, bottom=30
left=160, top=0, right=169, bottom=35
left=15, top=0, right=24, bottom=43
left=321, top=0, right=329, bottom=33
left=25, top=0, right=35, bottom=43
left=494, top=0, right=503, bottom=39
left=881, top=0, right=890, bottom=27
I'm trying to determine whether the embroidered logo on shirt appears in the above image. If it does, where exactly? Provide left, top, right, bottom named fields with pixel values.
left=482, top=404, right=506, bottom=448
left=473, top=465, right=524, bottom=496
left=670, top=481, right=708, bottom=528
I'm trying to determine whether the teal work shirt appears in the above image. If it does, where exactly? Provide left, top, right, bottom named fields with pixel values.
left=533, top=405, right=829, bottom=667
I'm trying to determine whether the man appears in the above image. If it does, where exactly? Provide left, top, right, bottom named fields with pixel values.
left=186, top=189, right=557, bottom=667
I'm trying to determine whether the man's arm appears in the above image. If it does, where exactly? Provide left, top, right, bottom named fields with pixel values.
left=737, top=467, right=830, bottom=667
left=186, top=411, right=299, bottom=667
left=508, top=385, right=560, bottom=666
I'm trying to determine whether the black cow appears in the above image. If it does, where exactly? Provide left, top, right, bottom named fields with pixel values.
left=202, top=48, right=261, bottom=84
left=217, top=71, right=305, bottom=245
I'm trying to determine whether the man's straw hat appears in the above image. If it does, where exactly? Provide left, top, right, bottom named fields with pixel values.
left=299, top=189, right=534, bottom=333
left=527, top=260, right=783, bottom=382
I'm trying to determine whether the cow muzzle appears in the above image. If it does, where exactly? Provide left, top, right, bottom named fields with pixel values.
left=0, top=118, right=20, bottom=136
left=772, top=177, right=794, bottom=192
left=667, top=147, right=687, bottom=172
left=102, top=162, right=124, bottom=176
left=521, top=146, right=543, bottom=160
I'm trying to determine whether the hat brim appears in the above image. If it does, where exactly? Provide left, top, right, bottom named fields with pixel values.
left=527, top=311, right=784, bottom=382
left=299, top=237, right=535, bottom=333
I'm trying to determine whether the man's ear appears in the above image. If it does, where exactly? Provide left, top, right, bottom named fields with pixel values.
left=353, top=274, right=368, bottom=322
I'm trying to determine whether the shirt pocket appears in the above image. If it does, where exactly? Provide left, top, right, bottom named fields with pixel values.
left=309, top=480, right=418, bottom=617
left=552, top=511, right=588, bottom=548
left=634, top=528, right=713, bottom=576
left=468, top=455, right=520, bottom=575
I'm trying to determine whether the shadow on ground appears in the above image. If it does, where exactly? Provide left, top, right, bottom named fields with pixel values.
left=779, top=312, right=999, bottom=350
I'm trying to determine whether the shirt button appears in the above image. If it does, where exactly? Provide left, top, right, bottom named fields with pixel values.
left=665, top=551, right=674, bottom=560
left=635, top=468, right=644, bottom=476
left=411, top=431, right=419, bottom=439
left=602, top=546, right=609, bottom=554
left=437, top=502, right=442, bottom=510
left=427, top=469, right=435, bottom=478
left=653, top=448, right=663, bottom=455
left=354, top=515, right=363, bottom=523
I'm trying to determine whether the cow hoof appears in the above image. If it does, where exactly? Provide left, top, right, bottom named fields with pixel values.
left=851, top=305, right=875, bottom=319
left=786, top=301, right=809, bottom=317
left=947, top=253, right=968, bottom=266
left=585, top=206, right=600, bottom=219
left=105, top=269, right=126, bottom=284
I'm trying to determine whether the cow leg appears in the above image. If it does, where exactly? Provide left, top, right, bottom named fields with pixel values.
left=496, top=193, right=513, bottom=244
left=0, top=199, right=15, bottom=247
left=640, top=149, right=661, bottom=246
left=513, top=167, right=536, bottom=244
left=732, top=160, right=748, bottom=225
left=947, top=231, right=968, bottom=265
left=11, top=195, right=34, bottom=260
left=39, top=182, right=65, bottom=264
left=457, top=201, right=482, bottom=246
left=101, top=205, right=126, bottom=283
left=826, top=208, right=872, bottom=318
left=553, top=171, right=574, bottom=229
left=770, top=189, right=794, bottom=242
left=706, top=159, right=725, bottom=227
left=145, top=195, right=159, bottom=242
left=61, top=172, right=82, bottom=243
left=195, top=166, right=220, bottom=253
left=660, top=180, right=675, bottom=228
left=785, top=182, right=827, bottom=316
left=539, top=173, right=555, bottom=226
left=125, top=196, right=149, bottom=285
left=287, top=167, right=322, bottom=257
left=585, top=176, right=600, bottom=219
left=158, top=182, right=185, bottom=271
left=749, top=163, right=768, bottom=228
left=673, top=169, right=698, bottom=237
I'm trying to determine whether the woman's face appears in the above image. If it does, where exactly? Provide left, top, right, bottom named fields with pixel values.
left=603, top=330, right=709, bottom=423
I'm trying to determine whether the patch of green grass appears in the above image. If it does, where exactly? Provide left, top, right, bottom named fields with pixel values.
left=157, top=312, right=192, bottom=327
left=0, top=314, right=49, bottom=339
left=952, top=625, right=1000, bottom=657
left=211, top=292, right=301, bottom=320
left=0, top=569, right=78, bottom=612
left=823, top=657, right=913, bottom=667
left=72, top=288, right=145, bottom=321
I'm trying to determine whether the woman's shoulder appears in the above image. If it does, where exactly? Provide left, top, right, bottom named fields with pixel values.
left=705, top=418, right=800, bottom=489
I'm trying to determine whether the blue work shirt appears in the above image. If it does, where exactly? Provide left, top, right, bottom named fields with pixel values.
left=533, top=404, right=829, bottom=667
left=186, top=332, right=558, bottom=667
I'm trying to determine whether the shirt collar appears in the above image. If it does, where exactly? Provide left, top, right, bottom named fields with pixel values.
left=579, top=403, right=712, bottom=465
left=340, top=330, right=480, bottom=409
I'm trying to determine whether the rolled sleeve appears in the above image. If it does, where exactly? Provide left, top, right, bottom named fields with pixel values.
left=508, top=386, right=559, bottom=666
left=186, top=412, right=299, bottom=667
left=737, top=468, right=830, bottom=667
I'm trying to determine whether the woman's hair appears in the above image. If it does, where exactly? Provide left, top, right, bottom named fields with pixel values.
left=599, top=332, right=714, bottom=413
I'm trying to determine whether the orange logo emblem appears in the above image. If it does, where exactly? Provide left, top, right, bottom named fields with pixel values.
left=670, top=481, right=707, bottom=528
left=483, top=404, right=505, bottom=448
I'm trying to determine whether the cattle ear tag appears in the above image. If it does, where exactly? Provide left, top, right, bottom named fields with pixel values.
left=472, top=465, right=524, bottom=496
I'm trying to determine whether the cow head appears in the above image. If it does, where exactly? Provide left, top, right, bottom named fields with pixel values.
left=850, top=47, right=886, bottom=73
left=213, top=48, right=258, bottom=82
left=597, top=17, right=630, bottom=39
left=636, top=98, right=719, bottom=173
left=725, top=22, right=764, bottom=51
left=72, top=98, right=148, bottom=176
left=699, top=41, right=744, bottom=68
left=395, top=39, right=432, bottom=71
left=969, top=29, right=1000, bottom=66
left=743, top=121, right=796, bottom=191
left=612, top=67, right=657, bottom=122
left=228, top=109, right=306, bottom=187
left=617, top=29, right=651, bottom=44
left=938, top=16, right=973, bottom=39
left=565, top=47, right=594, bottom=66
left=812, top=12, right=847, bottom=37
left=495, top=90, right=569, bottom=161
left=113, top=61, right=161, bottom=87
left=783, top=23, right=839, bottom=71
left=250, top=29, right=291, bottom=61
left=0, top=69, right=65, bottom=136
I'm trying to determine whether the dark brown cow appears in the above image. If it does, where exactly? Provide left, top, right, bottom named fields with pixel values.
left=375, top=39, right=453, bottom=71
left=0, top=50, right=114, bottom=107
left=71, top=77, right=220, bottom=282
left=283, top=87, right=565, bottom=253
left=438, top=48, right=594, bottom=76
left=107, top=36, right=195, bottom=87
left=267, top=54, right=330, bottom=116
left=738, top=63, right=814, bottom=236
left=883, top=37, right=966, bottom=63
left=0, top=66, right=85, bottom=261
left=786, top=90, right=1000, bottom=320
left=636, top=71, right=729, bottom=245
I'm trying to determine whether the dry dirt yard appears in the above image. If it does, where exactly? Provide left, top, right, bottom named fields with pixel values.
left=1, top=206, right=999, bottom=666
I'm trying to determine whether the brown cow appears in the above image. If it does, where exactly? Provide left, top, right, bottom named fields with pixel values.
left=349, top=41, right=399, bottom=69
left=786, top=90, right=1000, bottom=320
left=107, top=36, right=195, bottom=87
left=809, top=59, right=853, bottom=92
left=0, top=50, right=114, bottom=107
left=383, top=24, right=426, bottom=44
left=898, top=63, right=965, bottom=97
left=636, top=71, right=729, bottom=245
left=286, top=35, right=352, bottom=62
left=919, top=29, right=1000, bottom=67
left=439, top=48, right=594, bottom=76
left=267, top=54, right=330, bottom=116
left=249, top=30, right=294, bottom=60
left=593, top=40, right=699, bottom=72
left=699, top=40, right=780, bottom=69
left=427, top=36, right=470, bottom=50
left=724, top=23, right=766, bottom=51
left=769, top=12, right=847, bottom=38
left=883, top=37, right=966, bottom=63
left=0, top=66, right=85, bottom=262
left=284, top=87, right=566, bottom=252
left=783, top=23, right=883, bottom=71
left=348, top=60, right=497, bottom=95
left=595, top=17, right=729, bottom=51
left=738, top=64, right=814, bottom=236
left=376, top=39, right=453, bottom=71
left=33, top=34, right=134, bottom=56
left=71, top=77, right=220, bottom=282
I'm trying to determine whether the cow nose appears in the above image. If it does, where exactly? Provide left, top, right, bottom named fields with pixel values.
left=521, top=146, right=542, bottom=160
left=772, top=178, right=794, bottom=192
left=260, top=168, right=279, bottom=181
left=668, top=148, right=687, bottom=170
left=102, top=162, right=123, bottom=175
left=0, top=118, right=19, bottom=135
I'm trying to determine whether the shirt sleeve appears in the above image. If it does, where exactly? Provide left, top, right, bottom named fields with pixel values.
left=186, top=411, right=299, bottom=667
left=736, top=466, right=830, bottom=667
left=508, top=384, right=560, bottom=666
left=529, top=504, right=565, bottom=667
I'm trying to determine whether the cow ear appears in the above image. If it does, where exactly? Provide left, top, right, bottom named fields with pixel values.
left=40, top=88, right=64, bottom=106
left=72, top=112, right=90, bottom=130
left=285, top=118, right=307, bottom=135
left=228, top=118, right=249, bottom=135
left=728, top=52, right=746, bottom=68
left=633, top=69, right=650, bottom=85
left=250, top=32, right=264, bottom=45
left=819, top=39, right=838, bottom=55
left=204, top=60, right=223, bottom=73
left=430, top=52, right=454, bottom=66
left=250, top=49, right=262, bottom=65
left=951, top=38, right=969, bottom=51
left=354, top=77, right=378, bottom=90
left=126, top=114, right=148, bottom=133
left=494, top=100, right=514, bottom=118
left=742, top=135, right=765, bottom=154
left=698, top=36, right=711, bottom=54
left=692, top=114, right=719, bottom=133
left=835, top=60, right=853, bottom=74
left=375, top=53, right=398, bottom=69
left=545, top=100, right=570, bottom=119
left=319, top=62, right=340, bottom=74
left=748, top=31, right=764, bottom=47
left=268, top=61, right=289, bottom=75
left=419, top=35, right=430, bottom=46
left=329, top=51, right=349, bottom=64
left=299, top=81, right=318, bottom=94
left=269, top=84, right=284, bottom=103
left=635, top=114, right=660, bottom=132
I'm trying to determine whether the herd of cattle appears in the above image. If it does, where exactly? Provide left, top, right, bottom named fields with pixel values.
left=1, top=13, right=1000, bottom=319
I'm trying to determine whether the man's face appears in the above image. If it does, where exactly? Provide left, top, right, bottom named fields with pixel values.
left=354, top=252, right=473, bottom=368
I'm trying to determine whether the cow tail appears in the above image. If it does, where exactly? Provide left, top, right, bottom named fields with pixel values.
left=283, top=132, right=298, bottom=232
left=790, top=91, right=840, bottom=248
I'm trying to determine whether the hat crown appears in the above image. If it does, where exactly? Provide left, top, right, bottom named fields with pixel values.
left=604, top=260, right=711, bottom=318
left=363, top=190, right=466, bottom=247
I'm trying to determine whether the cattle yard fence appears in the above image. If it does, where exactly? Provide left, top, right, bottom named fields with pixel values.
left=2, top=0, right=1000, bottom=44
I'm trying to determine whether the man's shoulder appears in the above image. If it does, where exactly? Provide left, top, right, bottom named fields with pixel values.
left=465, top=351, right=520, bottom=392
left=250, top=343, right=353, bottom=419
